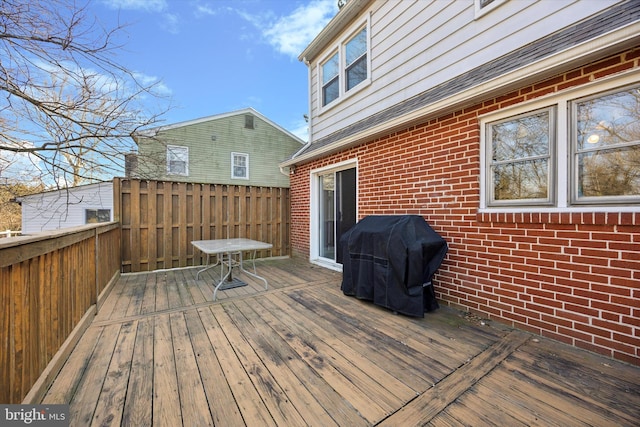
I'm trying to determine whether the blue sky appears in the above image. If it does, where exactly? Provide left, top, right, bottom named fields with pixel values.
left=96, top=0, right=340, bottom=140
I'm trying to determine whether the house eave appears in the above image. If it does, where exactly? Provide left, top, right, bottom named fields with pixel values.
left=282, top=22, right=640, bottom=168
left=298, top=0, right=373, bottom=63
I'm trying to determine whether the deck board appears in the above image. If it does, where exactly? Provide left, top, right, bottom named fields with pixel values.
left=121, top=318, right=153, bottom=427
left=40, top=258, right=640, bottom=426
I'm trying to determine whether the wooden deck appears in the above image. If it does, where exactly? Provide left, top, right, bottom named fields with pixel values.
left=41, top=258, right=640, bottom=426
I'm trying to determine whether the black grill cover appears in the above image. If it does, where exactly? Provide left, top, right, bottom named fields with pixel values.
left=340, top=215, right=448, bottom=317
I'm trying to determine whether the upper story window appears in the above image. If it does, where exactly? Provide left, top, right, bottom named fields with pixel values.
left=346, top=27, right=367, bottom=91
left=322, top=52, right=340, bottom=106
left=320, top=22, right=370, bottom=108
left=167, top=145, right=189, bottom=176
left=482, top=76, right=640, bottom=210
left=232, top=152, right=249, bottom=179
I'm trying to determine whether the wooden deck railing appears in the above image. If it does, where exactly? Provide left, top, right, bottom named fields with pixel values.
left=0, top=222, right=121, bottom=404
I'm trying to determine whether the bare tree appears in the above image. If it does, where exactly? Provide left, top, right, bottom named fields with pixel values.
left=0, top=0, right=169, bottom=187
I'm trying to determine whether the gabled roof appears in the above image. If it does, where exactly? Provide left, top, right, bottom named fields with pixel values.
left=15, top=181, right=113, bottom=202
left=134, top=107, right=304, bottom=144
left=285, top=0, right=640, bottom=166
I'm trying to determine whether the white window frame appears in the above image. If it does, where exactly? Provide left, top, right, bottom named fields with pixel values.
left=309, top=158, right=358, bottom=271
left=317, top=16, right=371, bottom=112
left=231, top=152, right=249, bottom=180
left=474, top=0, right=507, bottom=19
left=166, top=145, right=189, bottom=176
left=485, top=106, right=556, bottom=207
left=569, top=84, right=640, bottom=205
left=480, top=70, right=640, bottom=213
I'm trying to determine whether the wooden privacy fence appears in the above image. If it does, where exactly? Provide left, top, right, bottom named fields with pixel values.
left=0, top=222, right=121, bottom=404
left=115, top=178, right=291, bottom=273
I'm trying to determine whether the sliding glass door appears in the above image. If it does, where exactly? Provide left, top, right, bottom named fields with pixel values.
left=317, top=167, right=356, bottom=264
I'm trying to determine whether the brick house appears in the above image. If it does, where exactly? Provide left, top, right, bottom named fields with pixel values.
left=281, top=0, right=640, bottom=364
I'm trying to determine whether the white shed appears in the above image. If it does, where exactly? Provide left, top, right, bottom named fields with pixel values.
left=18, top=182, right=114, bottom=234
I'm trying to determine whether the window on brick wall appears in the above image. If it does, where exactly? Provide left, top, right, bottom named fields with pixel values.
left=481, top=74, right=640, bottom=210
left=571, top=86, right=640, bottom=204
left=487, top=107, right=555, bottom=206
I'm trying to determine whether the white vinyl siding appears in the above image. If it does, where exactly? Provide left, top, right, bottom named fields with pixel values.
left=19, top=182, right=113, bottom=234
left=308, top=0, right=621, bottom=143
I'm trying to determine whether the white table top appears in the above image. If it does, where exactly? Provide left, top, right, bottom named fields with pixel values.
left=191, top=238, right=272, bottom=254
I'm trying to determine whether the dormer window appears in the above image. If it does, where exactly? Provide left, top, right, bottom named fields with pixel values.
left=319, top=21, right=370, bottom=108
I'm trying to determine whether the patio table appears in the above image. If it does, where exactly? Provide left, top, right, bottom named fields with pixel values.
left=192, top=238, right=272, bottom=300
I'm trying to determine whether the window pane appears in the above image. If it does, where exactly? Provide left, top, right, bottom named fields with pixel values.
left=86, top=209, right=110, bottom=223
left=86, top=210, right=98, bottom=224
left=493, top=159, right=549, bottom=200
left=346, top=28, right=367, bottom=66
left=576, top=87, right=640, bottom=150
left=322, top=52, right=339, bottom=106
left=346, top=54, right=367, bottom=91
left=319, top=173, right=335, bottom=260
left=574, top=86, right=640, bottom=201
left=578, top=146, right=640, bottom=197
left=488, top=108, right=552, bottom=204
left=322, top=53, right=339, bottom=85
left=169, top=160, right=186, bottom=175
left=323, top=76, right=339, bottom=106
left=492, top=112, right=550, bottom=162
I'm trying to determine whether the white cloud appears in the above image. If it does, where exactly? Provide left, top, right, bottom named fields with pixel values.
left=101, top=0, right=168, bottom=12
left=160, top=13, right=181, bottom=34
left=290, top=119, right=309, bottom=142
left=194, top=3, right=217, bottom=17
left=133, top=72, right=172, bottom=96
left=239, top=0, right=338, bottom=59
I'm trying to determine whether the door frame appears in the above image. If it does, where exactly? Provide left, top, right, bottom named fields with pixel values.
left=309, top=158, right=358, bottom=270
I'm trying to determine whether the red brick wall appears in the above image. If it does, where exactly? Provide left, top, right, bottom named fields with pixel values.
left=290, top=49, right=640, bottom=365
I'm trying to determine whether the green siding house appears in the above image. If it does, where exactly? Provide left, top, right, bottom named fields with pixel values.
left=130, top=108, right=304, bottom=187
